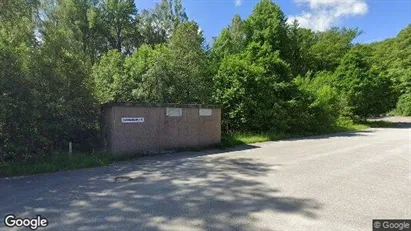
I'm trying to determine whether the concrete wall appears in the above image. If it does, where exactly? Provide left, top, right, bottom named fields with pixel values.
left=101, top=103, right=221, bottom=156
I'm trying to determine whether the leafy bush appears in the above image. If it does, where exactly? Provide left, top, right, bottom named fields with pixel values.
left=0, top=44, right=39, bottom=162
left=295, top=72, right=345, bottom=132
left=0, top=33, right=99, bottom=162
left=335, top=50, right=396, bottom=119
left=396, top=93, right=411, bottom=116
left=213, top=53, right=293, bottom=132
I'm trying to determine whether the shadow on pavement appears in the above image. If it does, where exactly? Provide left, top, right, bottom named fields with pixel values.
left=285, top=130, right=374, bottom=142
left=367, top=116, right=411, bottom=129
left=0, top=152, right=322, bottom=231
left=372, top=121, right=411, bottom=128
left=283, top=118, right=411, bottom=142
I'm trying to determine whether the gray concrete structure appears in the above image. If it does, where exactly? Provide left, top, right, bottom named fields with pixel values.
left=101, top=103, right=221, bottom=156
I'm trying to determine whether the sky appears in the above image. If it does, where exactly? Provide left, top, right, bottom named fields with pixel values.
left=135, top=0, right=411, bottom=44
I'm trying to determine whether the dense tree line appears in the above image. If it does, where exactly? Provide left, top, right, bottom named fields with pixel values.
left=0, top=0, right=410, bottom=162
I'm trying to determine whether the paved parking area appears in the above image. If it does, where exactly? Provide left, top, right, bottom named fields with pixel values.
left=1, top=117, right=410, bottom=230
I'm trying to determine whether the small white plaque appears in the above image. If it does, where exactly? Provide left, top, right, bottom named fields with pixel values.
left=166, top=108, right=182, bottom=117
left=199, top=108, right=212, bottom=116
left=121, top=117, right=144, bottom=123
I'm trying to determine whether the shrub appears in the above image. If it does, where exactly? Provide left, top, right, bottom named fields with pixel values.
left=213, top=54, right=293, bottom=133
left=335, top=50, right=396, bottom=119
left=396, top=93, right=411, bottom=116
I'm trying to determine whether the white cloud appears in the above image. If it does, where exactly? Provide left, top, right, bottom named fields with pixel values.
left=235, top=0, right=242, bottom=7
left=288, top=0, right=368, bottom=31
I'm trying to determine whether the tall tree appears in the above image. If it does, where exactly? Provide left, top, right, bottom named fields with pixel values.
left=212, top=15, right=245, bottom=58
left=0, top=42, right=37, bottom=162
left=92, top=49, right=125, bottom=103
left=369, top=25, right=411, bottom=93
left=139, top=0, right=188, bottom=45
left=212, top=1, right=297, bottom=132
left=168, top=21, right=210, bottom=103
left=287, top=20, right=316, bottom=76
left=96, top=0, right=139, bottom=54
left=244, top=0, right=291, bottom=63
left=33, top=13, right=99, bottom=152
left=125, top=44, right=172, bottom=102
left=309, top=27, right=359, bottom=72
left=0, top=0, right=39, bottom=161
left=39, top=0, right=104, bottom=62
left=139, top=21, right=210, bottom=103
left=93, top=22, right=210, bottom=104
left=0, top=0, right=37, bottom=48
left=171, top=0, right=188, bottom=28
left=210, top=14, right=246, bottom=77
left=335, top=50, right=395, bottom=119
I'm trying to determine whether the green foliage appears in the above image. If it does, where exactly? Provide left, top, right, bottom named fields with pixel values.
left=98, top=0, right=139, bottom=54
left=212, top=15, right=246, bottom=58
left=139, top=0, right=188, bottom=45
left=366, top=25, right=411, bottom=113
left=309, top=28, right=360, bottom=72
left=92, top=22, right=211, bottom=104
left=295, top=72, right=343, bottom=130
left=1, top=0, right=409, bottom=165
left=92, top=50, right=125, bottom=103
left=335, top=50, right=396, bottom=119
left=244, top=0, right=291, bottom=62
left=396, top=93, right=411, bottom=116
left=334, top=117, right=368, bottom=131
left=221, top=132, right=289, bottom=148
left=0, top=44, right=37, bottom=162
left=124, top=44, right=169, bottom=101
left=220, top=118, right=369, bottom=149
left=0, top=0, right=99, bottom=162
left=167, top=22, right=211, bottom=103
left=213, top=54, right=269, bottom=131
left=0, top=0, right=36, bottom=50
left=47, top=0, right=96, bottom=57
left=288, top=21, right=316, bottom=76
left=31, top=21, right=99, bottom=154
left=212, top=0, right=350, bottom=135
left=210, top=14, right=246, bottom=76
left=213, top=52, right=298, bottom=132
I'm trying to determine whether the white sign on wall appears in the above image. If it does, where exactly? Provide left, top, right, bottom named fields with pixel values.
left=121, top=117, right=144, bottom=123
left=166, top=108, right=182, bottom=117
left=199, top=108, right=213, bottom=116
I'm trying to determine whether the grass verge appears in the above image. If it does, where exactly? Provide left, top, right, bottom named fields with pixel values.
left=221, top=118, right=371, bottom=148
left=221, top=132, right=291, bottom=148
left=0, top=152, right=114, bottom=178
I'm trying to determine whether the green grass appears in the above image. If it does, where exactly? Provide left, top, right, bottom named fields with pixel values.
left=220, top=118, right=399, bottom=149
left=0, top=150, right=161, bottom=178
left=334, top=117, right=369, bottom=132
left=221, top=132, right=291, bottom=148
left=0, top=118, right=398, bottom=178
left=0, top=148, right=214, bottom=177
left=0, top=152, right=115, bottom=177
left=221, top=118, right=372, bottom=148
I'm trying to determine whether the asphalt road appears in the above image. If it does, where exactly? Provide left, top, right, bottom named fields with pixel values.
left=1, top=117, right=410, bottom=231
